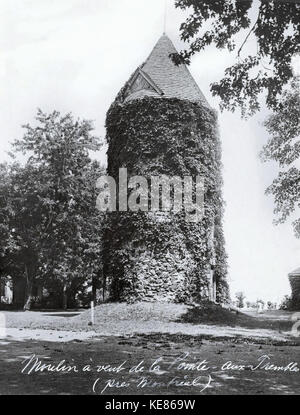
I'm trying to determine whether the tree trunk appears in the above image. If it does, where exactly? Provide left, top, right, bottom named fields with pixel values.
left=62, top=285, right=68, bottom=310
left=0, top=277, right=2, bottom=306
left=92, top=277, right=97, bottom=305
left=23, top=268, right=33, bottom=311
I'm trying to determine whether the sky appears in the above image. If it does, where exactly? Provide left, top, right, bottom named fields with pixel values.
left=0, top=0, right=299, bottom=303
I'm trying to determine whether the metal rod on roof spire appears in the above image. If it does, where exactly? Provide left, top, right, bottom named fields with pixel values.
left=164, top=0, right=167, bottom=34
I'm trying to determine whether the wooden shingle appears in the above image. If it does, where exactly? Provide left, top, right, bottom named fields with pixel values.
left=124, top=34, right=209, bottom=106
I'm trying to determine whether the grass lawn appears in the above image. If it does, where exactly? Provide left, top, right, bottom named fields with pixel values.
left=1, top=303, right=299, bottom=395
left=2, top=302, right=299, bottom=343
left=0, top=331, right=299, bottom=395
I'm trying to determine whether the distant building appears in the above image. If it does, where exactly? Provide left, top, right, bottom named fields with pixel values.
left=289, top=267, right=300, bottom=309
left=0, top=277, right=13, bottom=305
left=0, top=277, right=43, bottom=309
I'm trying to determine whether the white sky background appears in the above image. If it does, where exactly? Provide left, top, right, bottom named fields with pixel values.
left=0, top=0, right=299, bottom=303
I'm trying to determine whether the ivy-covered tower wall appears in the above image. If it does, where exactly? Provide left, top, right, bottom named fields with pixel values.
left=103, top=35, right=229, bottom=304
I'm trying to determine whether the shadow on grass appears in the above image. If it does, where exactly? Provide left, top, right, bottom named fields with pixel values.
left=43, top=313, right=81, bottom=318
left=176, top=302, right=293, bottom=332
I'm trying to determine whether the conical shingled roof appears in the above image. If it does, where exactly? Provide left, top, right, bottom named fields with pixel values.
left=124, top=34, right=208, bottom=106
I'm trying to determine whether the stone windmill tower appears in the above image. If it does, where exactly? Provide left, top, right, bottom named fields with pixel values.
left=103, top=34, right=229, bottom=304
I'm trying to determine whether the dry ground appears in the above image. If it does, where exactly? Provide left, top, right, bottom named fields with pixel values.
left=0, top=303, right=299, bottom=395
left=3, top=302, right=298, bottom=341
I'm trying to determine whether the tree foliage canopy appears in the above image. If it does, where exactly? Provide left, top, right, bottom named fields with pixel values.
left=261, top=78, right=300, bottom=238
left=172, top=0, right=300, bottom=117
left=0, top=110, right=104, bottom=309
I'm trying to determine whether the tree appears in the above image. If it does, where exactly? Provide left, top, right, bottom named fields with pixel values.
left=267, top=301, right=276, bottom=310
left=279, top=294, right=292, bottom=310
left=235, top=291, right=246, bottom=308
left=2, top=110, right=104, bottom=310
left=172, top=0, right=300, bottom=117
left=256, top=298, right=265, bottom=309
left=0, top=164, right=12, bottom=277
left=0, top=161, right=46, bottom=309
left=0, top=164, right=17, bottom=304
left=261, top=78, right=300, bottom=238
left=41, top=159, right=105, bottom=309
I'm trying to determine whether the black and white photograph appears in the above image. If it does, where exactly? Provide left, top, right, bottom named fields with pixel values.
left=0, top=0, right=299, bottom=401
